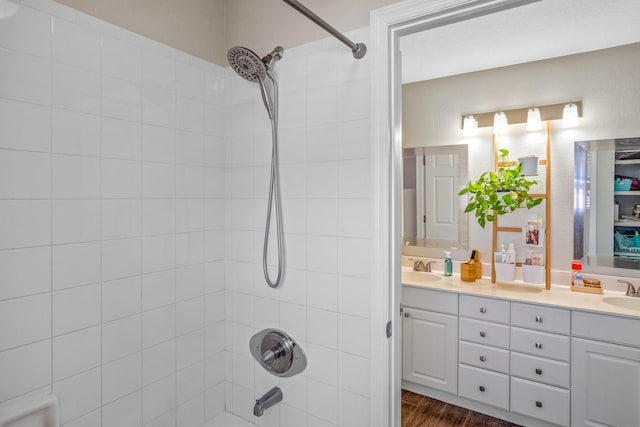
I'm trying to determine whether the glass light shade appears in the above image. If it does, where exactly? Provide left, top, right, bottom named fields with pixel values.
left=462, top=115, right=478, bottom=136
left=493, top=111, right=508, bottom=134
left=526, top=107, right=542, bottom=131
left=563, top=103, right=579, bottom=128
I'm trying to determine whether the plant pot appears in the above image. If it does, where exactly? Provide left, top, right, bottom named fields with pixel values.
left=494, top=263, right=515, bottom=282
left=522, top=264, right=545, bottom=284
left=518, top=156, right=539, bottom=176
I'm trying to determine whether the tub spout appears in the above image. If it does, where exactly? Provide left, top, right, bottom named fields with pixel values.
left=253, top=386, right=282, bottom=417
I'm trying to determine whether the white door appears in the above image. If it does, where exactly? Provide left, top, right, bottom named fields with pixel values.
left=425, top=152, right=459, bottom=241
left=572, top=337, right=640, bottom=426
left=402, top=307, right=458, bottom=394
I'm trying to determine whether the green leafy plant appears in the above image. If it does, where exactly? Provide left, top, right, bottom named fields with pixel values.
left=458, top=149, right=543, bottom=228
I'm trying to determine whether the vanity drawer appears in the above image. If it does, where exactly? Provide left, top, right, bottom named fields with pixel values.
left=459, top=318, right=510, bottom=349
left=573, top=311, right=640, bottom=348
left=460, top=295, right=510, bottom=324
left=511, top=302, right=570, bottom=335
left=510, top=327, right=570, bottom=361
left=459, top=341, right=509, bottom=374
left=510, top=377, right=570, bottom=426
left=402, top=286, right=458, bottom=315
left=458, top=364, right=509, bottom=410
left=510, top=352, right=570, bottom=389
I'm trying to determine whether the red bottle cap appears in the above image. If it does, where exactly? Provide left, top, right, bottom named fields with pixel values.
left=571, top=260, right=582, bottom=270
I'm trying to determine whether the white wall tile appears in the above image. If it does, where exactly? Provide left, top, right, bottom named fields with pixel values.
left=176, top=329, right=205, bottom=370
left=175, top=232, right=204, bottom=267
left=142, top=234, right=176, bottom=274
left=102, top=117, right=142, bottom=160
left=176, top=62, right=205, bottom=101
left=103, top=390, right=142, bottom=427
left=143, top=374, right=176, bottom=424
left=176, top=199, right=204, bottom=233
left=176, top=96, right=204, bottom=133
left=102, top=158, right=142, bottom=199
left=306, top=162, right=337, bottom=199
left=204, top=382, right=225, bottom=421
left=0, top=340, right=51, bottom=402
left=61, top=409, right=101, bottom=427
left=306, top=236, right=337, bottom=274
left=279, top=92, right=306, bottom=129
left=337, top=238, right=370, bottom=278
left=142, top=53, right=175, bottom=128
left=142, top=305, right=175, bottom=349
left=338, top=276, right=370, bottom=318
left=205, top=323, right=225, bottom=357
left=176, top=165, right=205, bottom=198
left=307, top=87, right=337, bottom=126
left=337, top=314, right=369, bottom=358
left=143, top=124, right=175, bottom=163
left=0, top=246, right=51, bottom=300
left=337, top=80, right=369, bottom=122
left=337, top=199, right=370, bottom=238
left=52, top=154, right=101, bottom=199
left=337, top=390, right=369, bottom=427
left=307, top=308, right=337, bottom=349
left=307, top=272, right=337, bottom=312
left=0, top=4, right=51, bottom=58
left=307, top=380, right=338, bottom=425
left=176, top=392, right=204, bottom=427
left=0, top=149, right=50, bottom=199
left=0, top=99, right=51, bottom=152
left=0, top=293, right=50, bottom=351
left=205, top=167, right=225, bottom=199
left=52, top=200, right=100, bottom=244
left=337, top=159, right=369, bottom=199
left=52, top=108, right=100, bottom=156
left=204, top=104, right=223, bottom=137
left=142, top=199, right=176, bottom=236
left=337, top=119, right=369, bottom=161
left=53, top=367, right=101, bottom=424
left=306, top=124, right=337, bottom=163
left=0, top=200, right=50, bottom=249
left=338, top=353, right=369, bottom=398
left=102, top=37, right=141, bottom=82
left=143, top=340, right=175, bottom=386
left=176, top=130, right=205, bottom=166
left=53, top=325, right=101, bottom=381
left=177, top=362, right=204, bottom=405
left=175, top=264, right=204, bottom=302
left=52, top=17, right=101, bottom=72
left=102, top=199, right=141, bottom=240
left=176, top=297, right=205, bottom=336
left=204, top=230, right=225, bottom=262
left=102, top=314, right=141, bottom=363
left=102, top=76, right=141, bottom=122
left=143, top=270, right=175, bottom=311
left=102, top=276, right=141, bottom=322
left=306, top=199, right=337, bottom=236
left=204, top=261, right=225, bottom=294
left=52, top=241, right=101, bottom=290
left=0, top=49, right=51, bottom=105
left=52, top=283, right=100, bottom=336
left=102, top=352, right=142, bottom=404
left=52, top=62, right=100, bottom=114
left=102, top=237, right=141, bottom=281
left=143, top=162, right=175, bottom=199
left=306, top=344, right=338, bottom=386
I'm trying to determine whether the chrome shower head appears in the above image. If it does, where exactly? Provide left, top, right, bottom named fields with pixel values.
left=227, top=46, right=267, bottom=82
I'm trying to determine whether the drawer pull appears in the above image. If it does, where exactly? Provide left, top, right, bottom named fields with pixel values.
left=535, top=368, right=542, bottom=375
left=479, top=386, right=485, bottom=392
left=536, top=401, right=542, bottom=408
left=479, top=356, right=486, bottom=362
left=480, top=331, right=486, bottom=338
left=535, top=342, right=543, bottom=349
left=480, top=307, right=487, bottom=313
left=535, top=316, right=543, bottom=323
left=404, top=312, right=410, bottom=318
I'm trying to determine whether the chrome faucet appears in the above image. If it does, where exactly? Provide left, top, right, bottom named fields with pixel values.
left=411, top=259, right=436, bottom=272
left=254, top=386, right=282, bottom=417
left=618, top=280, right=640, bottom=297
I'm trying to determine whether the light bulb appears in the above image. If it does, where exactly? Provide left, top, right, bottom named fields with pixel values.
left=563, top=103, right=579, bottom=128
left=493, top=111, right=508, bottom=134
left=462, top=115, right=478, bottom=136
left=526, top=107, right=542, bottom=131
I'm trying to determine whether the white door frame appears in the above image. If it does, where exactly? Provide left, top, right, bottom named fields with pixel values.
left=368, top=1, right=542, bottom=426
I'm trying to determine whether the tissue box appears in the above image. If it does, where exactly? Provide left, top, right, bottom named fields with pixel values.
left=460, top=263, right=476, bottom=282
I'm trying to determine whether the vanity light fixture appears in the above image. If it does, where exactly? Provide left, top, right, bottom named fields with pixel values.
left=493, top=111, right=508, bottom=134
left=526, top=107, right=542, bottom=131
left=563, top=103, right=579, bottom=128
left=462, top=115, right=478, bottom=136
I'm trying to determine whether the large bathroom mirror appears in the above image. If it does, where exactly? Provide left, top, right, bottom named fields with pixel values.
left=402, top=144, right=468, bottom=257
left=574, top=137, right=640, bottom=278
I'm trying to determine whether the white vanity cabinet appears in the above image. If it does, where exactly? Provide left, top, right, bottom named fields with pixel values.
left=571, top=311, right=640, bottom=427
left=401, top=286, right=458, bottom=394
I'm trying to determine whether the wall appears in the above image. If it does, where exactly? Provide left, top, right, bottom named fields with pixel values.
left=0, top=1, right=226, bottom=426
left=223, top=31, right=373, bottom=426
left=402, top=43, right=640, bottom=272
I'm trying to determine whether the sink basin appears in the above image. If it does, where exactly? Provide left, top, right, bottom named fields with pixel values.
left=401, top=270, right=442, bottom=283
left=602, top=296, right=640, bottom=311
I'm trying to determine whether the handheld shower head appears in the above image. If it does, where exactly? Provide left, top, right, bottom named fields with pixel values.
left=227, top=46, right=266, bottom=82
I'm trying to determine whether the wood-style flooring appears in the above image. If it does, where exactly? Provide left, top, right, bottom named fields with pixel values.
left=402, top=390, right=522, bottom=427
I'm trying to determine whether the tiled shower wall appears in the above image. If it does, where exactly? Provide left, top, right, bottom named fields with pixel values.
left=0, top=1, right=226, bottom=426
left=223, top=32, right=373, bottom=426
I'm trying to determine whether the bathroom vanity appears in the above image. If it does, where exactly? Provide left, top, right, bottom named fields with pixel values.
left=401, top=272, right=640, bottom=427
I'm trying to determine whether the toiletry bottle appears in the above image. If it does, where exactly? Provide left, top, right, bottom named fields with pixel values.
left=507, top=243, right=516, bottom=264
left=444, top=251, right=452, bottom=277
left=500, top=244, right=507, bottom=263
left=574, top=272, right=584, bottom=287
left=571, top=260, right=582, bottom=287
left=525, top=250, right=533, bottom=265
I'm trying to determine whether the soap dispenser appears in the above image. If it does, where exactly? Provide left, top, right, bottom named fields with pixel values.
left=444, top=251, right=452, bottom=277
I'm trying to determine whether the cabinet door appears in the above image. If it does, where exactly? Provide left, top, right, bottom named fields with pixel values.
left=402, top=307, right=458, bottom=394
left=572, top=337, right=640, bottom=427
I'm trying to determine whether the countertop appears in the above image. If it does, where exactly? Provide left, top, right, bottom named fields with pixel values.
left=401, top=269, right=640, bottom=319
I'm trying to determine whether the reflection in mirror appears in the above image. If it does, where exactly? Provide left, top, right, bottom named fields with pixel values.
left=574, top=137, right=640, bottom=278
left=402, top=144, right=468, bottom=258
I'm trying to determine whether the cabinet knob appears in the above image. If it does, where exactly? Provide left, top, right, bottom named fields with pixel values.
left=404, top=312, right=410, bottom=318
left=479, top=331, right=486, bottom=337
left=535, top=342, right=543, bottom=349
left=479, top=386, right=485, bottom=392
left=535, top=316, right=543, bottom=323
left=535, top=368, right=542, bottom=375
left=536, top=401, right=543, bottom=408
left=480, top=307, right=487, bottom=313
left=479, top=356, right=486, bottom=362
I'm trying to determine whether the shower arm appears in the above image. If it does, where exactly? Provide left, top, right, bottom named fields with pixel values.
left=282, top=0, right=367, bottom=59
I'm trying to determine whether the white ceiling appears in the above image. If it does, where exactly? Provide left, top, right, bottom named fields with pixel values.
left=400, top=0, right=640, bottom=83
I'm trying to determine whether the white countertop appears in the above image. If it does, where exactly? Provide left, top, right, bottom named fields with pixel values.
left=401, top=270, right=640, bottom=319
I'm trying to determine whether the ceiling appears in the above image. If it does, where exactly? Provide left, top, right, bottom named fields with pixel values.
left=400, top=0, right=640, bottom=83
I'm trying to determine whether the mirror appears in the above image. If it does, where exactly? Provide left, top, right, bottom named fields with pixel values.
left=402, top=144, right=468, bottom=258
left=574, top=137, right=640, bottom=278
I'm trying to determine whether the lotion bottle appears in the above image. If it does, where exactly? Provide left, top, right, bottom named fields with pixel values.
left=500, top=244, right=507, bottom=263
left=444, top=251, right=452, bottom=277
left=507, top=243, right=516, bottom=264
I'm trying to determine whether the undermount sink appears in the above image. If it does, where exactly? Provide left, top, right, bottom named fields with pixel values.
left=602, top=296, right=640, bottom=311
left=401, top=270, right=442, bottom=283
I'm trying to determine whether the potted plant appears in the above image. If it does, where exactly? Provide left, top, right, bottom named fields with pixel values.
left=458, top=149, right=543, bottom=228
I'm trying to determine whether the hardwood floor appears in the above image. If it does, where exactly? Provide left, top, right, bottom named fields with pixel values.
left=401, top=390, right=522, bottom=427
